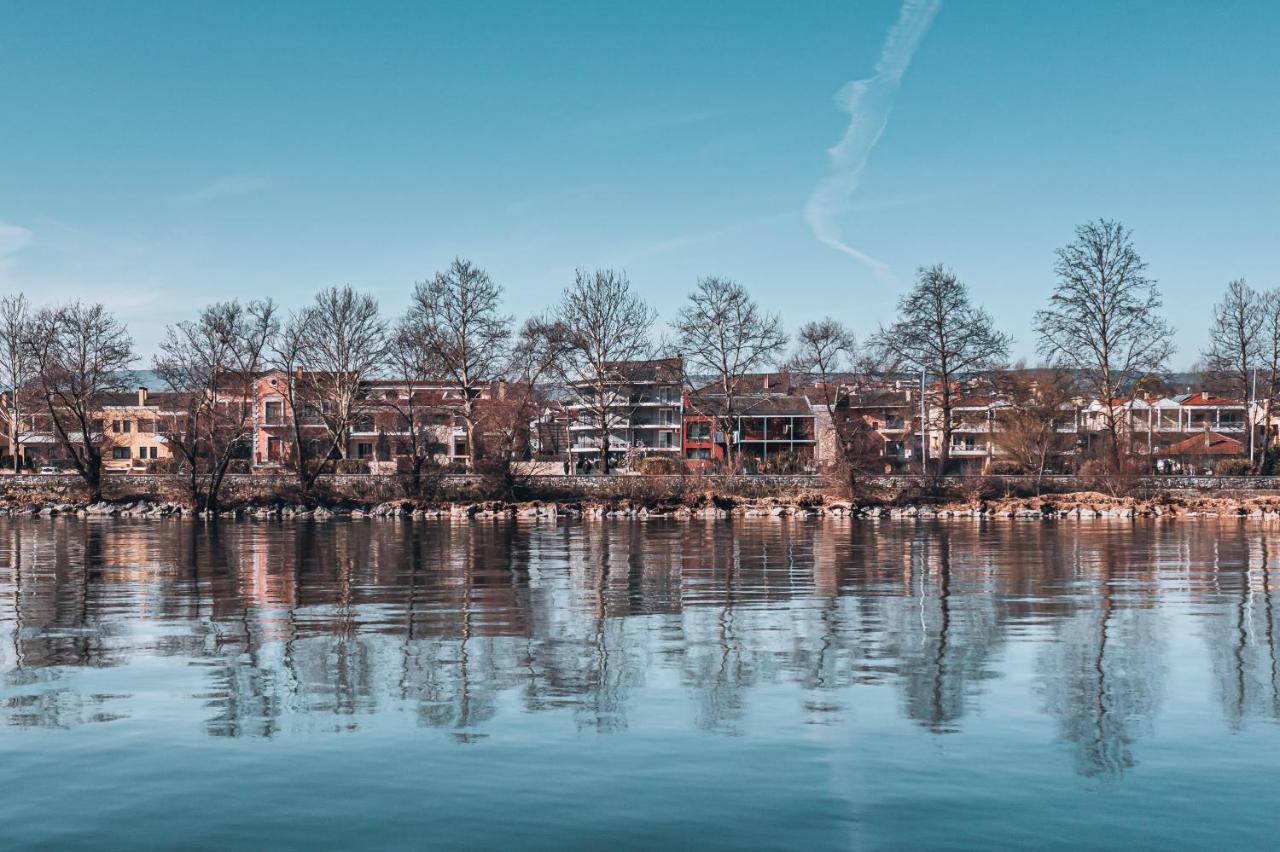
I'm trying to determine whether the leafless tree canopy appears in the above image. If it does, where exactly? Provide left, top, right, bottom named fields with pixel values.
left=382, top=319, right=448, bottom=491
left=25, top=302, right=134, bottom=498
left=673, top=277, right=787, bottom=469
left=0, top=294, right=35, bottom=473
left=1202, top=279, right=1262, bottom=422
left=993, top=370, right=1076, bottom=487
left=790, top=317, right=856, bottom=413
left=404, top=258, right=512, bottom=467
left=274, top=286, right=386, bottom=489
left=154, top=299, right=278, bottom=509
left=478, top=315, right=574, bottom=496
left=554, top=268, right=656, bottom=474
left=1035, top=219, right=1174, bottom=471
left=872, top=265, right=1011, bottom=474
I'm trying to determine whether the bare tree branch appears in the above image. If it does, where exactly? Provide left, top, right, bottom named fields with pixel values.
left=673, top=277, right=787, bottom=471
left=1035, top=220, right=1173, bottom=473
left=553, top=268, right=656, bottom=474
left=873, top=265, right=1011, bottom=474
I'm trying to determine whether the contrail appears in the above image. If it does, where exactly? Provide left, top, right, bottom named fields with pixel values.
left=804, top=0, right=941, bottom=282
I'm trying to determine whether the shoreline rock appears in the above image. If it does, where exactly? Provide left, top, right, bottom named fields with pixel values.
left=4, top=490, right=1280, bottom=521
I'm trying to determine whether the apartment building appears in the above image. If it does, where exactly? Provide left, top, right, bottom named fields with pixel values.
left=567, top=357, right=684, bottom=468
left=4, top=386, right=182, bottom=472
left=100, top=387, right=181, bottom=472
left=683, top=373, right=819, bottom=471
left=250, top=371, right=490, bottom=472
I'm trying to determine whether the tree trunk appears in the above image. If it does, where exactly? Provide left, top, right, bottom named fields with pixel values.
left=597, top=391, right=611, bottom=475
left=937, top=400, right=952, bottom=478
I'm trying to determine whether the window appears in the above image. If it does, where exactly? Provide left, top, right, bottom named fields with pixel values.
left=138, top=420, right=155, bottom=433
left=137, top=447, right=147, bottom=459
left=658, top=431, right=672, bottom=448
left=150, top=447, right=158, bottom=459
left=123, top=420, right=132, bottom=434
left=264, top=401, right=284, bottom=425
left=112, top=447, right=130, bottom=460
left=356, top=442, right=373, bottom=459
left=111, top=420, right=121, bottom=433
left=687, top=422, right=711, bottom=441
left=659, top=408, right=674, bottom=425
left=688, top=448, right=712, bottom=460
left=659, top=386, right=676, bottom=404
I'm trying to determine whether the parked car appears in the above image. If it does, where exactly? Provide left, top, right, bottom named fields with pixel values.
left=38, top=465, right=61, bottom=475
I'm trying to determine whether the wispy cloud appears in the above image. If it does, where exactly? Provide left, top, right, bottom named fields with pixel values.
left=542, top=105, right=743, bottom=144
left=175, top=175, right=268, bottom=207
left=803, top=0, right=941, bottom=283
left=0, top=222, right=34, bottom=274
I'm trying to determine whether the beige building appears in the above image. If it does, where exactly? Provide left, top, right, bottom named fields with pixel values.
left=99, top=387, right=178, bottom=473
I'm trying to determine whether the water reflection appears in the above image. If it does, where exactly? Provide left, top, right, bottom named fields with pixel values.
left=4, top=518, right=1280, bottom=774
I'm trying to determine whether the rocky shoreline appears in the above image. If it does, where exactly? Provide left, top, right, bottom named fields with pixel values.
left=7, top=490, right=1280, bottom=520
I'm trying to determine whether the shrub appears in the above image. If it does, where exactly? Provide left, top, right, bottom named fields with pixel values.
left=987, top=460, right=1024, bottom=476
left=146, top=458, right=180, bottom=473
left=637, top=455, right=682, bottom=475
left=1215, top=457, right=1254, bottom=476
left=224, top=459, right=251, bottom=474
left=335, top=458, right=371, bottom=474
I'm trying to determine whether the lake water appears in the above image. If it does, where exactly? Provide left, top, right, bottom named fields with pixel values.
left=2, top=518, right=1279, bottom=850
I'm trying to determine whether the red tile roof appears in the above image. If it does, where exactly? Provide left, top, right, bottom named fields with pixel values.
left=1157, top=430, right=1244, bottom=457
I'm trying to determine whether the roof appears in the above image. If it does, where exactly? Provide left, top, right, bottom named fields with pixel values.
left=1175, top=391, right=1242, bottom=407
left=688, top=393, right=814, bottom=417
left=603, top=357, right=683, bottom=384
left=1157, top=430, right=1245, bottom=457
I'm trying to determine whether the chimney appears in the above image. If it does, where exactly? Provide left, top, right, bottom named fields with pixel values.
left=137, top=386, right=147, bottom=406
left=498, top=379, right=508, bottom=400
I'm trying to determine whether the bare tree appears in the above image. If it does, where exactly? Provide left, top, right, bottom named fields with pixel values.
left=554, top=269, right=656, bottom=475
left=285, top=286, right=386, bottom=490
left=25, top=302, right=134, bottom=499
left=404, top=259, right=511, bottom=470
left=0, top=294, right=35, bottom=473
left=477, top=316, right=573, bottom=497
left=1203, top=279, right=1263, bottom=463
left=993, top=370, right=1076, bottom=491
left=872, top=265, right=1011, bottom=475
left=383, top=319, right=448, bottom=495
left=788, top=318, right=866, bottom=487
left=272, top=308, right=318, bottom=488
left=1259, top=290, right=1280, bottom=464
left=154, top=299, right=278, bottom=511
left=673, top=277, right=787, bottom=471
left=1203, top=279, right=1263, bottom=399
left=1035, top=220, right=1174, bottom=473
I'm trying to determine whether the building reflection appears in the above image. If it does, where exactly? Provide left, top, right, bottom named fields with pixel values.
left=1, top=517, right=1279, bottom=772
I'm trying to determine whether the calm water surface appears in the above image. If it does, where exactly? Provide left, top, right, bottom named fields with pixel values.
left=2, top=517, right=1280, bottom=850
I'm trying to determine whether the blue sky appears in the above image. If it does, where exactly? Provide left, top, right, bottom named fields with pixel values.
left=2, top=1, right=1278, bottom=365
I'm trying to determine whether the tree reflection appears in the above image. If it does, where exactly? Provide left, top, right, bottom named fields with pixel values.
left=1203, top=528, right=1280, bottom=729
left=0, top=514, right=1229, bottom=757
left=1036, top=528, right=1164, bottom=778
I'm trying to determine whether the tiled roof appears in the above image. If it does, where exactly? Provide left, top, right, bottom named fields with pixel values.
left=1176, top=391, right=1241, bottom=407
left=1157, top=430, right=1244, bottom=456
